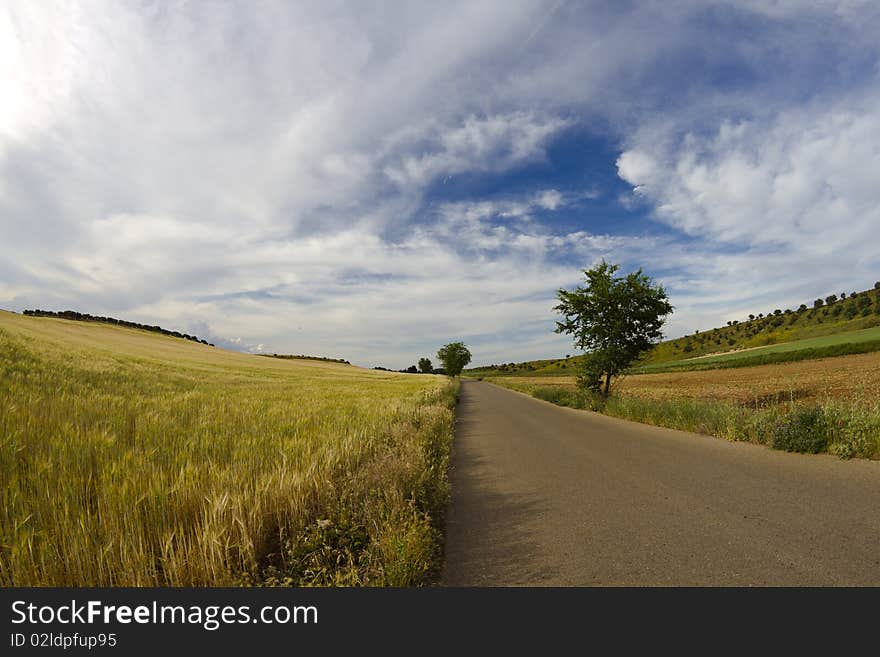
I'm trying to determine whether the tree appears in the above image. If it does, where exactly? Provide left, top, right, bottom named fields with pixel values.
left=436, top=342, right=472, bottom=377
left=418, top=357, right=433, bottom=373
left=825, top=294, right=837, bottom=305
left=554, top=260, right=673, bottom=397
left=814, top=298, right=824, bottom=308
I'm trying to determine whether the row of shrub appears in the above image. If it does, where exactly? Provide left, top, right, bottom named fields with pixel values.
left=260, top=353, right=350, bottom=364
left=22, top=309, right=214, bottom=346
left=509, top=385, right=879, bottom=460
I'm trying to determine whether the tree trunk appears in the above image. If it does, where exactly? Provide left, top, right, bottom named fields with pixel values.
left=603, top=371, right=612, bottom=397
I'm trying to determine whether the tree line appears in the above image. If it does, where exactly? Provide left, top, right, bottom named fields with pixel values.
left=374, top=342, right=472, bottom=377
left=22, top=309, right=214, bottom=346
left=260, top=353, right=350, bottom=364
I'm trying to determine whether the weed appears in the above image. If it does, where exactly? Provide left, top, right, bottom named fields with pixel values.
left=771, top=407, right=828, bottom=453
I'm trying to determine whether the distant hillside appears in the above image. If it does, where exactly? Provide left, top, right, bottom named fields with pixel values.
left=642, top=283, right=880, bottom=365
left=468, top=281, right=880, bottom=376
left=22, top=309, right=214, bottom=346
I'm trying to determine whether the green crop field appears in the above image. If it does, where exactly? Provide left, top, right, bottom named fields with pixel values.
left=632, top=326, right=880, bottom=373
left=0, top=311, right=456, bottom=586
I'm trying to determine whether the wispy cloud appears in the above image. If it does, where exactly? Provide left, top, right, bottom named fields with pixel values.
left=2, top=1, right=879, bottom=366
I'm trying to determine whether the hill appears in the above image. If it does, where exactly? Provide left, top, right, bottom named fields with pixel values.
left=22, top=308, right=215, bottom=346
left=468, top=282, right=880, bottom=376
left=0, top=310, right=455, bottom=586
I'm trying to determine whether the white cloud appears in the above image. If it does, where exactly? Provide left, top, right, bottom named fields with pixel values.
left=382, top=113, right=571, bottom=189
left=617, top=92, right=880, bottom=293
left=2, top=1, right=880, bottom=366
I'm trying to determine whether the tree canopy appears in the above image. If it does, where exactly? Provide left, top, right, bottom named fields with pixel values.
left=418, top=357, right=433, bottom=373
left=436, top=342, right=472, bottom=377
left=554, top=260, right=673, bottom=396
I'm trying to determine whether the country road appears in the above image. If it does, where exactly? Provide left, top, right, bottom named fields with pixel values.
left=442, top=380, right=880, bottom=586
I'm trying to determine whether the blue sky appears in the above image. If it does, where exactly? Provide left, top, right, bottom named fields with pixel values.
left=2, top=1, right=879, bottom=367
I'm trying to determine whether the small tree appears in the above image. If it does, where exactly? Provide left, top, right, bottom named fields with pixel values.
left=418, top=357, right=433, bottom=373
left=436, top=342, right=472, bottom=377
left=554, top=260, right=673, bottom=397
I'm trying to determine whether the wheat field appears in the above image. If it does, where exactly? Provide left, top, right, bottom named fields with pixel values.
left=0, top=311, right=456, bottom=586
left=494, top=350, right=880, bottom=406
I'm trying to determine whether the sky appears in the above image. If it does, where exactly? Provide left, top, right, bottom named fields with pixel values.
left=1, top=1, right=879, bottom=368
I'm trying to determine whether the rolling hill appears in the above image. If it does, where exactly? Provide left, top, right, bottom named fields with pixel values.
left=468, top=282, right=880, bottom=376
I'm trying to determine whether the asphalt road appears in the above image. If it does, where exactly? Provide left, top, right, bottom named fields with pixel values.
left=442, top=380, right=880, bottom=586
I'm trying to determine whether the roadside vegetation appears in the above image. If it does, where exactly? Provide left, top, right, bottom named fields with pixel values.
left=436, top=342, right=472, bottom=377
left=492, top=376, right=879, bottom=460
left=471, top=271, right=880, bottom=461
left=0, top=311, right=457, bottom=586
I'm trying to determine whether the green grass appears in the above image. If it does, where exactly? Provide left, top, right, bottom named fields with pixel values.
left=631, top=327, right=880, bottom=373
left=0, top=311, right=457, bottom=586
left=492, top=379, right=880, bottom=460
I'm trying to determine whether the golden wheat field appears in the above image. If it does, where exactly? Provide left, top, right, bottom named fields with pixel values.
left=0, top=310, right=456, bottom=586
left=496, top=351, right=880, bottom=406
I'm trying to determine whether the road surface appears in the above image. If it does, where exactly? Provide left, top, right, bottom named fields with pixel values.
left=442, top=380, right=880, bottom=585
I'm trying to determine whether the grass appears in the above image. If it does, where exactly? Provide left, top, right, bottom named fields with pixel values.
left=632, top=327, right=880, bottom=373
left=0, top=311, right=457, bottom=586
left=491, top=377, right=880, bottom=460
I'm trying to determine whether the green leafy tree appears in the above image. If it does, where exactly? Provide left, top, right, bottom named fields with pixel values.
left=554, top=260, right=673, bottom=397
left=436, top=342, right=472, bottom=377
left=418, top=357, right=433, bottom=373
